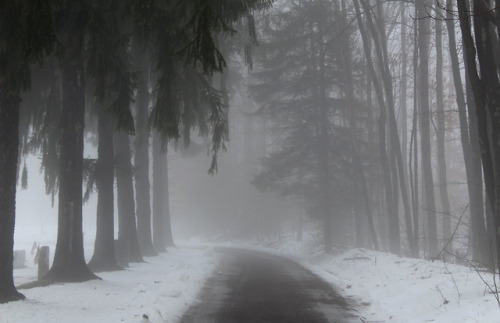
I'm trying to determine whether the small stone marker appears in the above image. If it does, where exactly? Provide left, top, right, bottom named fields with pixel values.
left=13, top=250, right=26, bottom=269
left=38, top=246, right=50, bottom=280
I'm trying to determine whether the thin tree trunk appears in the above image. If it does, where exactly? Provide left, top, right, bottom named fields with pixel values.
left=411, top=0, right=420, bottom=256
left=88, top=108, right=121, bottom=272
left=435, top=13, right=452, bottom=254
left=417, top=0, right=438, bottom=258
left=0, top=83, right=25, bottom=302
left=152, top=132, right=167, bottom=252
left=162, top=152, right=175, bottom=247
left=400, top=2, right=408, bottom=176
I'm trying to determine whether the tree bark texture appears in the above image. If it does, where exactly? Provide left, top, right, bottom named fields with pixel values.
left=0, top=84, right=25, bottom=302
left=115, top=132, right=143, bottom=263
left=445, top=0, right=487, bottom=263
left=134, top=65, right=157, bottom=257
left=457, top=0, right=499, bottom=265
left=88, top=108, right=121, bottom=272
left=471, top=0, right=500, bottom=266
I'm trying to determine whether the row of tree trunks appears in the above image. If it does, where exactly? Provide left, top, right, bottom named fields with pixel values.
left=354, top=0, right=394, bottom=254
left=457, top=0, right=500, bottom=267
left=339, top=0, right=379, bottom=250
left=355, top=0, right=419, bottom=256
left=444, top=0, right=487, bottom=264
left=115, top=133, right=144, bottom=264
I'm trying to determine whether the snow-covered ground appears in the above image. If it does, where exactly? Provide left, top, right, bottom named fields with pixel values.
left=3, top=233, right=500, bottom=323
left=1, top=246, right=217, bottom=323
left=222, top=234, right=500, bottom=323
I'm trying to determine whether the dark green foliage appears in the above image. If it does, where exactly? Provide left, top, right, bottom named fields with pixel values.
left=0, top=0, right=55, bottom=92
left=178, top=0, right=273, bottom=74
left=201, top=76, right=229, bottom=174
left=250, top=0, right=369, bottom=223
left=19, top=62, right=61, bottom=204
left=83, top=158, right=97, bottom=204
left=130, top=0, right=275, bottom=170
left=86, top=0, right=136, bottom=134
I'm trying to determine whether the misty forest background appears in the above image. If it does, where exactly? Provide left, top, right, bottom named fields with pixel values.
left=2, top=0, right=500, bottom=306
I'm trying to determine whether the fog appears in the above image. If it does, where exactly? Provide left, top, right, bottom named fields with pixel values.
left=3, top=0, right=500, bottom=321
left=8, top=0, right=481, bottom=266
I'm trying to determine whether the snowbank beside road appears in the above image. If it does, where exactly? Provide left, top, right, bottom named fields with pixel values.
left=1, top=246, right=217, bottom=323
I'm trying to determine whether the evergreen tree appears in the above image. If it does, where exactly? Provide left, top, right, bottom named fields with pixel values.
left=0, top=0, right=55, bottom=302
left=86, top=0, right=135, bottom=272
left=251, top=0, right=365, bottom=251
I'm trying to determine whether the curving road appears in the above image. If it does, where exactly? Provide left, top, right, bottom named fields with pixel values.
left=181, top=248, right=358, bottom=323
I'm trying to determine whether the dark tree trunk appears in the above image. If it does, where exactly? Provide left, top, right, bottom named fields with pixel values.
left=417, top=0, right=438, bottom=258
left=445, top=0, right=487, bottom=263
left=410, top=2, right=420, bottom=256
left=470, top=0, right=500, bottom=266
left=88, top=108, right=121, bottom=272
left=44, top=3, right=97, bottom=281
left=0, top=84, right=25, bottom=303
left=152, top=132, right=166, bottom=252
left=400, top=2, right=408, bottom=176
left=115, top=133, right=143, bottom=263
left=457, top=0, right=498, bottom=265
left=467, top=79, right=489, bottom=263
left=134, top=65, right=157, bottom=257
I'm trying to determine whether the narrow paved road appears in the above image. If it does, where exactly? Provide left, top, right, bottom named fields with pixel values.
left=181, top=248, right=358, bottom=323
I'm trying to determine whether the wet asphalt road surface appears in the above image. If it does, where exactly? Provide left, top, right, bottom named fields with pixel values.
left=180, top=248, right=358, bottom=323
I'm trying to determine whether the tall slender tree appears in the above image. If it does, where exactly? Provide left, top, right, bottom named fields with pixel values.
left=416, top=0, right=438, bottom=257
left=43, top=1, right=99, bottom=282
left=434, top=10, right=452, bottom=254
left=0, top=0, right=55, bottom=302
left=152, top=132, right=167, bottom=252
left=86, top=0, right=134, bottom=271
left=133, top=51, right=157, bottom=256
